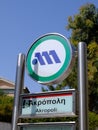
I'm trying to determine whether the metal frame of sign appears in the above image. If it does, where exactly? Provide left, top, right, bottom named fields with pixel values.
left=18, top=121, right=76, bottom=130
left=19, top=89, right=76, bottom=119
left=11, top=42, right=88, bottom=130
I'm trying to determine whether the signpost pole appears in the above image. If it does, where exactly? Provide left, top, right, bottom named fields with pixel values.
left=11, top=53, right=25, bottom=130
left=78, top=42, right=88, bottom=130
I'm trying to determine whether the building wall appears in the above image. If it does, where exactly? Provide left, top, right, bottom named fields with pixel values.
left=0, top=78, right=14, bottom=96
left=0, top=122, right=11, bottom=130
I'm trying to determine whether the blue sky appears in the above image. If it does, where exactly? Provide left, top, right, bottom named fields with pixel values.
left=0, top=0, right=98, bottom=92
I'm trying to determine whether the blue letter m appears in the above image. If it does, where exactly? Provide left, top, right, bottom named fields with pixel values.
left=34, top=50, right=61, bottom=65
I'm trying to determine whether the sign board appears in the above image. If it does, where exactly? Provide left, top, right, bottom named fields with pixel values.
left=19, top=89, right=76, bottom=118
left=18, top=122, right=76, bottom=130
left=26, top=33, right=75, bottom=85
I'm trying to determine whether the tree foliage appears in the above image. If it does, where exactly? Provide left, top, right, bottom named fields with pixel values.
left=41, top=3, right=98, bottom=129
left=89, top=111, right=98, bottom=130
left=42, top=3, right=98, bottom=113
left=67, top=3, right=98, bottom=46
left=66, top=3, right=98, bottom=113
left=0, top=94, right=13, bottom=122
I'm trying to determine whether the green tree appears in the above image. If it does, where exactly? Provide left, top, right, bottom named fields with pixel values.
left=0, top=94, right=13, bottom=122
left=42, top=3, right=98, bottom=129
left=89, top=111, right=98, bottom=130
left=67, top=3, right=98, bottom=46
left=42, top=3, right=98, bottom=113
left=66, top=3, right=98, bottom=112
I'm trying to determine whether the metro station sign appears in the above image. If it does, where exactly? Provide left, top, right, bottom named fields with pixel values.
left=26, top=33, right=75, bottom=85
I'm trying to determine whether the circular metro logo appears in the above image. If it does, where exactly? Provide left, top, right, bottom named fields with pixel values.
left=26, top=33, right=75, bottom=85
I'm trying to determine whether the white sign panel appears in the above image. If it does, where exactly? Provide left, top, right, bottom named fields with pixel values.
left=20, top=89, right=75, bottom=118
left=18, top=122, right=76, bottom=130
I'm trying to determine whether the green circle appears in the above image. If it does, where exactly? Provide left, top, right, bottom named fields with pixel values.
left=26, top=33, right=72, bottom=84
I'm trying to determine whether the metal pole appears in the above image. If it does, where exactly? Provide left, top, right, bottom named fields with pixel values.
left=11, top=53, right=25, bottom=130
left=78, top=42, right=88, bottom=130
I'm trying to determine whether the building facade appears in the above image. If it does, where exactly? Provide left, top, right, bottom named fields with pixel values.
left=0, top=78, right=14, bottom=96
left=0, top=77, right=29, bottom=97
